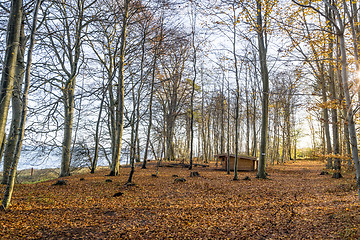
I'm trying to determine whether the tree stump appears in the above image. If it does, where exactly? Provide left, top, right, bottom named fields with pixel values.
left=320, top=171, right=329, bottom=175
left=113, top=192, right=123, bottom=197
left=243, top=176, right=251, bottom=181
left=332, top=172, right=343, bottom=179
left=190, top=172, right=200, bottom=177
left=174, top=178, right=186, bottom=183
left=53, top=180, right=68, bottom=186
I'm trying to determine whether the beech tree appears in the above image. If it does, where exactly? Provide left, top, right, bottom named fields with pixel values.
left=1, top=0, right=41, bottom=210
left=39, top=0, right=97, bottom=177
left=0, top=0, right=23, bottom=164
left=1, top=8, right=25, bottom=184
left=109, top=0, right=131, bottom=176
left=254, top=0, right=273, bottom=179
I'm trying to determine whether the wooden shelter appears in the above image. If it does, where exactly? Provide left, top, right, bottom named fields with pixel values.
left=215, top=154, right=258, bottom=171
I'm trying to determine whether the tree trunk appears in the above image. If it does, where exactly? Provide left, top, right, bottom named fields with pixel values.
left=91, top=87, right=105, bottom=174
left=0, top=134, right=6, bottom=166
left=285, top=99, right=291, bottom=161
left=227, top=79, right=231, bottom=175
left=252, top=100, right=256, bottom=157
left=232, top=1, right=239, bottom=180
left=344, top=2, right=360, bottom=100
left=2, top=20, right=25, bottom=184
left=281, top=129, right=285, bottom=163
left=320, top=73, right=333, bottom=169
left=127, top=94, right=136, bottom=183
left=338, top=30, right=360, bottom=198
left=189, top=4, right=197, bottom=170
left=60, top=84, right=75, bottom=177
left=246, top=74, right=250, bottom=156
left=329, top=29, right=340, bottom=176
left=256, top=0, right=269, bottom=179
left=58, top=0, right=88, bottom=177
left=1, top=0, right=40, bottom=210
left=165, top=113, right=175, bottom=161
left=207, top=111, right=211, bottom=162
left=201, top=77, right=208, bottom=163
left=134, top=31, right=147, bottom=166
left=336, top=42, right=352, bottom=167
left=110, top=0, right=130, bottom=176
left=0, top=0, right=23, bottom=151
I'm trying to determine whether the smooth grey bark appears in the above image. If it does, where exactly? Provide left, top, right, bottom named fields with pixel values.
left=256, top=0, right=269, bottom=179
left=220, top=76, right=225, bottom=155
left=336, top=50, right=353, bottom=168
left=91, top=87, right=105, bottom=174
left=326, top=9, right=340, bottom=174
left=339, top=32, right=360, bottom=195
left=227, top=79, right=230, bottom=175
left=245, top=70, right=250, bottom=156
left=0, top=0, right=23, bottom=153
left=0, top=134, right=5, bottom=165
left=320, top=73, right=333, bottom=169
left=331, top=0, right=360, bottom=198
left=127, top=78, right=137, bottom=183
left=2, top=0, right=40, bottom=210
left=201, top=69, right=209, bottom=164
left=213, top=110, right=218, bottom=164
left=344, top=2, right=360, bottom=100
left=272, top=101, right=280, bottom=164
left=281, top=129, right=285, bottom=163
left=207, top=109, right=211, bottom=162
left=252, top=97, right=257, bottom=157
left=60, top=77, right=75, bottom=177
left=133, top=24, right=148, bottom=167
left=293, top=134, right=297, bottom=160
left=165, top=109, right=176, bottom=161
left=338, top=62, right=352, bottom=166
left=251, top=64, right=258, bottom=157
left=2, top=20, right=25, bottom=185
left=231, top=1, right=239, bottom=181
left=189, top=2, right=197, bottom=170
left=56, top=0, right=94, bottom=177
left=323, top=4, right=334, bottom=169
left=285, top=91, right=292, bottom=161
left=110, top=0, right=130, bottom=176
left=161, top=45, right=189, bottom=162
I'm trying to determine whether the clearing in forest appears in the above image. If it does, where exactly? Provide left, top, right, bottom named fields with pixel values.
left=0, top=160, right=359, bottom=239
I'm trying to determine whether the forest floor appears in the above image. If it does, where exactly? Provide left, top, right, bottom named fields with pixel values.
left=0, top=160, right=359, bottom=239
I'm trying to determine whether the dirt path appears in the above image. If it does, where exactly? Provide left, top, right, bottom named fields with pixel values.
left=0, top=160, right=359, bottom=239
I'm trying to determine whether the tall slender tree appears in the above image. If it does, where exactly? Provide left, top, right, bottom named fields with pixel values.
left=110, top=0, right=131, bottom=176
left=1, top=0, right=41, bottom=210
left=0, top=0, right=23, bottom=156
left=256, top=0, right=270, bottom=179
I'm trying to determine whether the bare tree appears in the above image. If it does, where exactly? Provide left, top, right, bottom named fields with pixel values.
left=2, top=0, right=41, bottom=210
left=256, top=0, right=270, bottom=179
left=0, top=0, right=23, bottom=160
